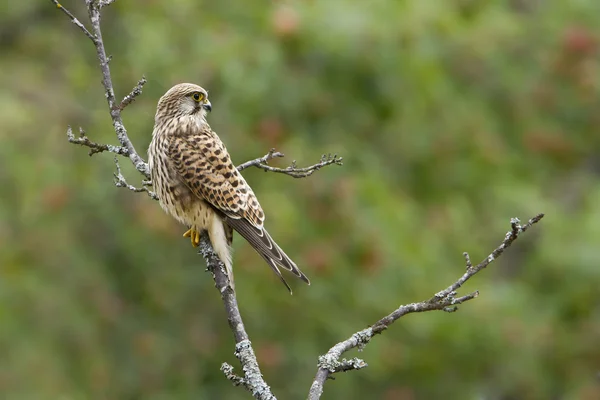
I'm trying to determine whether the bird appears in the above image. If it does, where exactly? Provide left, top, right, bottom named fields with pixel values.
left=148, top=83, right=310, bottom=292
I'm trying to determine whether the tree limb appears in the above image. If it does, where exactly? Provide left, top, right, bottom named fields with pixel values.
left=50, top=0, right=96, bottom=43
left=118, top=76, right=147, bottom=110
left=67, top=126, right=130, bottom=156
left=198, top=234, right=276, bottom=400
left=238, top=150, right=343, bottom=178
left=85, top=0, right=149, bottom=178
left=307, top=213, right=545, bottom=400
left=113, top=157, right=157, bottom=200
left=237, top=148, right=286, bottom=171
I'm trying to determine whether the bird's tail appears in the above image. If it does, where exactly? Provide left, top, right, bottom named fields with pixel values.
left=208, top=217, right=235, bottom=291
left=226, top=218, right=310, bottom=293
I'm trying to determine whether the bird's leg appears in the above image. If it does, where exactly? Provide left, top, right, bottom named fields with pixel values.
left=183, top=228, right=201, bottom=247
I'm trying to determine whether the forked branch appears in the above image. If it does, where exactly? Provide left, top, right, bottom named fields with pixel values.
left=307, top=214, right=545, bottom=400
left=237, top=149, right=343, bottom=178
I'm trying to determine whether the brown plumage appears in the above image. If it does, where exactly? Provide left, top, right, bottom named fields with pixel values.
left=148, top=83, right=310, bottom=292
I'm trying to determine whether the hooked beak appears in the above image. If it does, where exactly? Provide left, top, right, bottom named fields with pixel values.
left=203, top=100, right=212, bottom=112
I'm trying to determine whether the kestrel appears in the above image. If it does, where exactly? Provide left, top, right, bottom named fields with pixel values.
left=148, top=83, right=310, bottom=292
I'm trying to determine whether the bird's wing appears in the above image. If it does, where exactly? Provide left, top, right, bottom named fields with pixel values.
left=167, top=128, right=265, bottom=229
left=225, top=216, right=310, bottom=291
left=167, top=126, right=310, bottom=290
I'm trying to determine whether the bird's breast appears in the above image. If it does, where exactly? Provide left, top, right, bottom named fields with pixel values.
left=149, top=145, right=214, bottom=229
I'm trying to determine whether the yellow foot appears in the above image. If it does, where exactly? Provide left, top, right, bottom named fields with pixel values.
left=183, top=228, right=201, bottom=247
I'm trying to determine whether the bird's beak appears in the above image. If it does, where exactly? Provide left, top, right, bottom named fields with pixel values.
left=203, top=100, right=212, bottom=112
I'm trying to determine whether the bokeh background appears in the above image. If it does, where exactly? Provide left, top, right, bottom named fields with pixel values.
left=1, top=1, right=600, bottom=399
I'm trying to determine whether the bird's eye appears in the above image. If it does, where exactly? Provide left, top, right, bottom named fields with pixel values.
left=192, top=92, right=204, bottom=102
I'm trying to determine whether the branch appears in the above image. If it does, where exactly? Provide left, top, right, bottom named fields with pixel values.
left=67, top=126, right=129, bottom=156
left=50, top=0, right=96, bottom=43
left=118, top=76, right=147, bottom=110
left=237, top=150, right=343, bottom=178
left=198, top=234, right=276, bottom=399
left=113, top=158, right=157, bottom=200
left=98, top=0, right=117, bottom=8
left=308, top=213, right=545, bottom=400
left=86, top=0, right=149, bottom=178
left=53, top=0, right=149, bottom=178
left=237, top=148, right=285, bottom=171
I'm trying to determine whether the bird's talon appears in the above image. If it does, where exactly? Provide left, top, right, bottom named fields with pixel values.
left=183, top=228, right=201, bottom=247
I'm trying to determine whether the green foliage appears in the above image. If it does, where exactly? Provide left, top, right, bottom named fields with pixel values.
left=1, top=1, right=600, bottom=398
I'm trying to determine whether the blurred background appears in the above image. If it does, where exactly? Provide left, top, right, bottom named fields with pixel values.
left=1, top=0, right=600, bottom=399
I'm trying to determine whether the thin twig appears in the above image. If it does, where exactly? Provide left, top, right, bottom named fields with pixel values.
left=67, top=126, right=129, bottom=156
left=98, top=0, right=117, bottom=8
left=119, top=76, right=147, bottom=110
left=330, top=358, right=368, bottom=374
left=237, top=148, right=285, bottom=171
left=237, top=151, right=343, bottom=178
left=429, top=215, right=543, bottom=304
left=221, top=363, right=246, bottom=386
left=113, top=158, right=158, bottom=200
left=49, top=0, right=96, bottom=43
left=308, top=214, right=545, bottom=400
left=86, top=0, right=150, bottom=178
left=463, top=252, right=473, bottom=270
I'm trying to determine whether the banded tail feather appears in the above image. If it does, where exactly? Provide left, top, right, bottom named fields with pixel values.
left=226, top=217, right=310, bottom=293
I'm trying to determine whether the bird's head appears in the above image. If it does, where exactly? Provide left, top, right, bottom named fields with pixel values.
left=156, top=83, right=212, bottom=122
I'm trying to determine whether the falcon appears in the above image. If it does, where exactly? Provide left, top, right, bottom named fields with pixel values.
left=148, top=83, right=310, bottom=292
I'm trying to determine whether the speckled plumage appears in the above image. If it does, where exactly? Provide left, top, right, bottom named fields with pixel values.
left=148, top=83, right=309, bottom=292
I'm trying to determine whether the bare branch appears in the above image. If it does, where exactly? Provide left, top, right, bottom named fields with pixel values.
left=221, top=363, right=246, bottom=386
left=67, top=126, right=129, bottom=156
left=327, top=357, right=368, bottom=374
left=86, top=1, right=149, bottom=178
left=52, top=0, right=149, bottom=177
left=119, top=76, right=147, bottom=110
left=463, top=251, right=473, bottom=269
left=431, top=215, right=544, bottom=303
left=198, top=234, right=276, bottom=400
left=113, top=158, right=158, bottom=200
left=98, top=0, right=117, bottom=8
left=236, top=148, right=285, bottom=171
left=308, top=214, right=545, bottom=400
left=237, top=151, right=343, bottom=178
left=49, top=1, right=96, bottom=43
